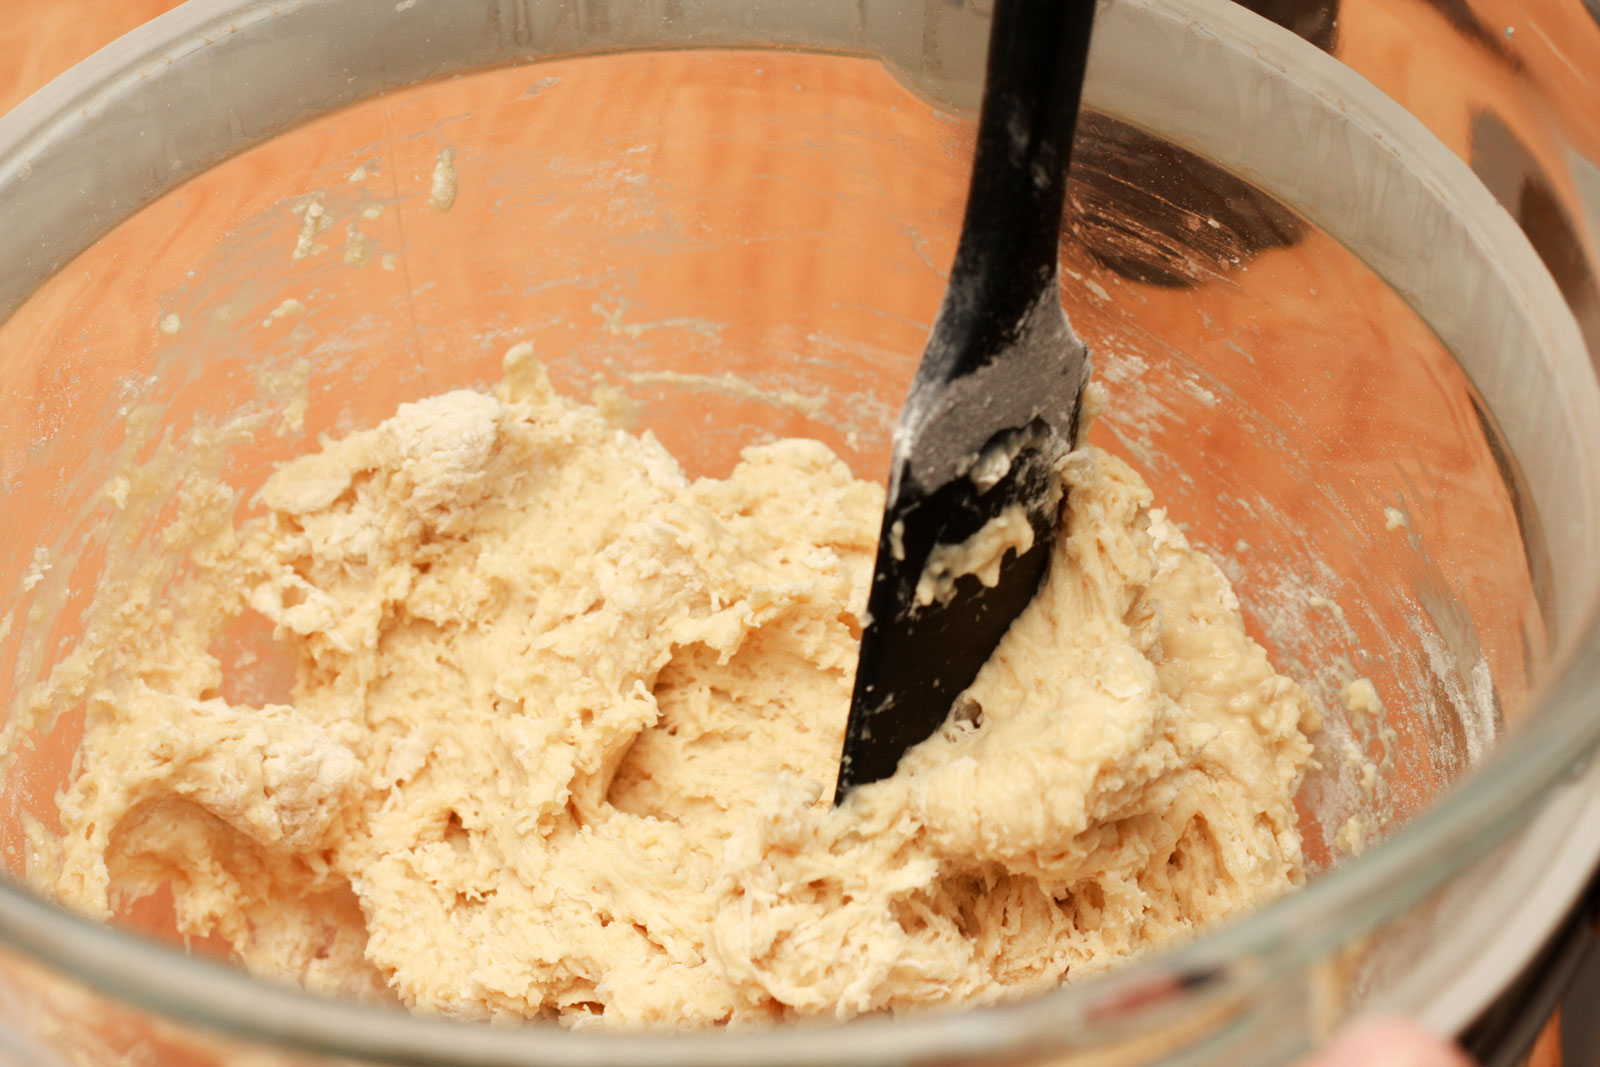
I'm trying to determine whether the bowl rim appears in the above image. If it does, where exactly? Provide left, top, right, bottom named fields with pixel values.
left=1, top=0, right=1599, bottom=1062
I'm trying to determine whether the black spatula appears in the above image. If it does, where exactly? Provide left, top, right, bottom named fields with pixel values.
left=834, top=0, right=1097, bottom=800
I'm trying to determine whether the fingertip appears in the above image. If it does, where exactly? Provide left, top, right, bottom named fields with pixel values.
left=1307, top=1018, right=1474, bottom=1067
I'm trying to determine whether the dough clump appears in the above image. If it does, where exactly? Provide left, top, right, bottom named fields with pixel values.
left=44, top=350, right=1316, bottom=1027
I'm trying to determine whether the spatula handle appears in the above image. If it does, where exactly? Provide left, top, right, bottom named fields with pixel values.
left=923, top=0, right=1096, bottom=383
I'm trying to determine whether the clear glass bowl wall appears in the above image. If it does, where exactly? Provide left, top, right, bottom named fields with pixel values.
left=0, top=0, right=1596, bottom=1064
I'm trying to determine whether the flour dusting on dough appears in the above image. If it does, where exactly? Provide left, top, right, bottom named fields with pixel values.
left=27, top=349, right=1317, bottom=1028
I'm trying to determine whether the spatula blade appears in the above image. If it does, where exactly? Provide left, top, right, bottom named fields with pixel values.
left=834, top=297, right=1090, bottom=798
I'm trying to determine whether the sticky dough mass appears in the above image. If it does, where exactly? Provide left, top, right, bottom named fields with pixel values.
left=47, top=347, right=1317, bottom=1027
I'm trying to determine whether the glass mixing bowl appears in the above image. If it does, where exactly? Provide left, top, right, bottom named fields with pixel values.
left=0, top=0, right=1597, bottom=1064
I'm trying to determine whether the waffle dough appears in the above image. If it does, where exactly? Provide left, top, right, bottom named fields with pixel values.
left=46, top=348, right=1317, bottom=1027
